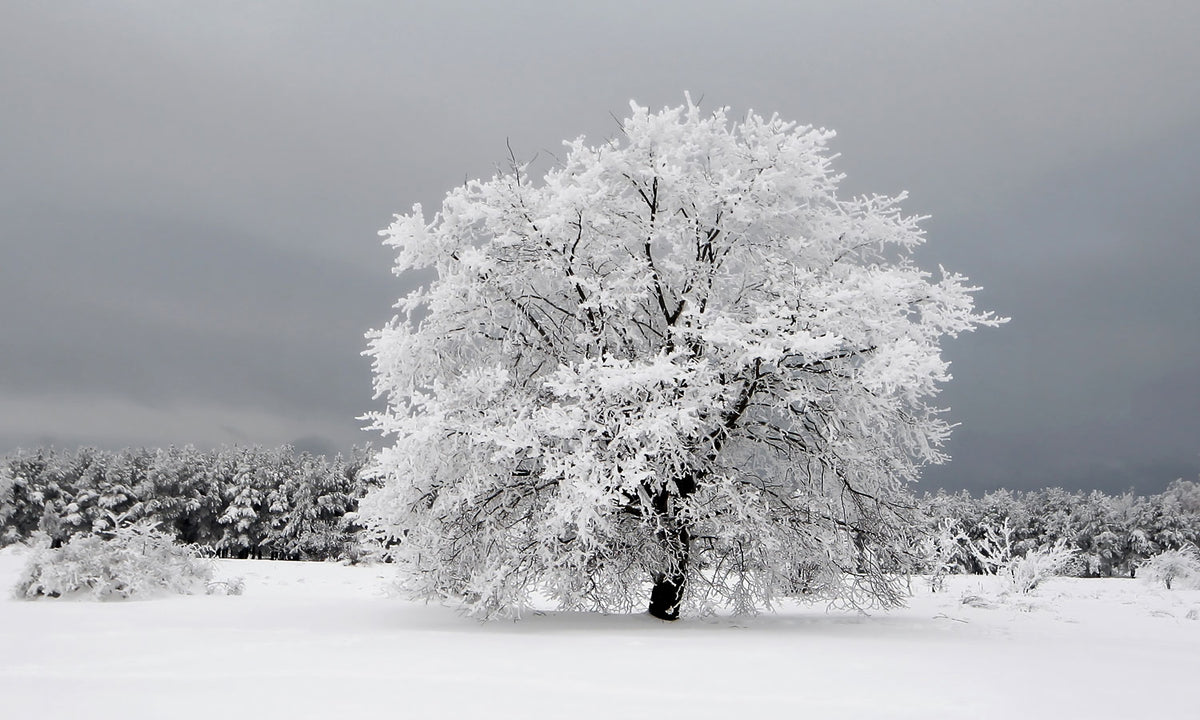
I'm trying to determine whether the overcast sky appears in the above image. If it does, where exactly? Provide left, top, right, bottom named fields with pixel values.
left=2, top=1, right=1198, bottom=494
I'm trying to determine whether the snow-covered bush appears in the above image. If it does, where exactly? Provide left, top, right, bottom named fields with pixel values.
left=1138, top=546, right=1200, bottom=590
left=1002, top=540, right=1077, bottom=594
left=203, top=575, right=246, bottom=596
left=960, top=518, right=1016, bottom=576
left=919, top=518, right=968, bottom=592
left=13, top=522, right=215, bottom=600
left=934, top=517, right=1076, bottom=603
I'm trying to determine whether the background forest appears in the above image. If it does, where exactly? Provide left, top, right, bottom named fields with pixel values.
left=3, top=444, right=1197, bottom=579
left=0, top=445, right=373, bottom=562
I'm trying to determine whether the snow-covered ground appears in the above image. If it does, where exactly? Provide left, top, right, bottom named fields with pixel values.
left=1, top=546, right=1196, bottom=719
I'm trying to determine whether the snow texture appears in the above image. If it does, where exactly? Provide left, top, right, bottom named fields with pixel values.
left=0, top=547, right=1195, bottom=719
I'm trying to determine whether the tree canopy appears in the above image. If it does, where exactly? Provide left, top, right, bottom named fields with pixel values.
left=362, top=98, right=1003, bottom=619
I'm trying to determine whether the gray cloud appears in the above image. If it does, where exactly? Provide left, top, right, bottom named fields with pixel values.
left=2, top=1, right=1198, bottom=491
left=921, top=120, right=1200, bottom=492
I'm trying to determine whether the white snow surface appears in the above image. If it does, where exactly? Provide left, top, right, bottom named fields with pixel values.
left=1, top=545, right=1196, bottom=719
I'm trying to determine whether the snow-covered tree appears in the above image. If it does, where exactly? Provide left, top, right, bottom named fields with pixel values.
left=0, top=462, right=15, bottom=545
left=216, top=446, right=275, bottom=559
left=274, top=452, right=359, bottom=560
left=1, top=449, right=52, bottom=545
left=143, top=445, right=223, bottom=548
left=57, top=447, right=104, bottom=538
left=374, top=98, right=1003, bottom=619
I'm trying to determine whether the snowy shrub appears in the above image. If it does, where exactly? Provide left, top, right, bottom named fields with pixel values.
left=1138, top=546, right=1200, bottom=590
left=948, top=517, right=1077, bottom=593
left=1002, top=540, right=1077, bottom=594
left=13, top=522, right=214, bottom=600
left=963, top=519, right=1015, bottom=575
left=920, top=518, right=970, bottom=592
left=959, top=592, right=994, bottom=609
left=204, top=576, right=246, bottom=596
left=1058, top=553, right=1091, bottom=578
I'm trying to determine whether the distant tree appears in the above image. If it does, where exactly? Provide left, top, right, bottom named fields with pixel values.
left=1068, top=490, right=1135, bottom=577
left=273, top=452, right=355, bottom=560
left=2, top=450, right=42, bottom=543
left=143, top=446, right=223, bottom=547
left=216, top=447, right=272, bottom=559
left=2, top=448, right=70, bottom=546
left=93, top=448, right=150, bottom=531
left=1158, top=479, right=1200, bottom=548
left=1162, top=478, right=1200, bottom=515
left=363, top=98, right=1003, bottom=619
left=1025, top=487, right=1080, bottom=551
left=1136, top=489, right=1194, bottom=559
left=53, top=448, right=92, bottom=537
left=0, top=461, right=15, bottom=544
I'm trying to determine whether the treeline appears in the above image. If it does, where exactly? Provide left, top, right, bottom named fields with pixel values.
left=916, top=481, right=1200, bottom=578
left=3, top=444, right=1198, bottom=575
left=0, top=445, right=374, bottom=560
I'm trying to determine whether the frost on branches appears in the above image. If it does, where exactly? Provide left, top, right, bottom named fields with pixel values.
left=362, top=98, right=1003, bottom=620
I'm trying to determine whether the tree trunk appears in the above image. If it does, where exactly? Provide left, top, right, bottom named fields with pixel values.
left=648, top=524, right=690, bottom=621
left=646, top=472, right=698, bottom=621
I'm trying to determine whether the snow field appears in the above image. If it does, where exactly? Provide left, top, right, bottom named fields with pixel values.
left=1, top=546, right=1196, bottom=719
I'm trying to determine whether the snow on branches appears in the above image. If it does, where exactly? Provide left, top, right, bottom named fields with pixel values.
left=362, top=97, right=1004, bottom=619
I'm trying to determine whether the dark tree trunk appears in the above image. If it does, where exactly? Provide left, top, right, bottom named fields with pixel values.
left=648, top=524, right=690, bottom=621
left=646, top=472, right=699, bottom=621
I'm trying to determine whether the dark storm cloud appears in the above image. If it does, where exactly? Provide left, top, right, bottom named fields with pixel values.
left=2, top=1, right=1198, bottom=491
left=921, top=121, right=1200, bottom=493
